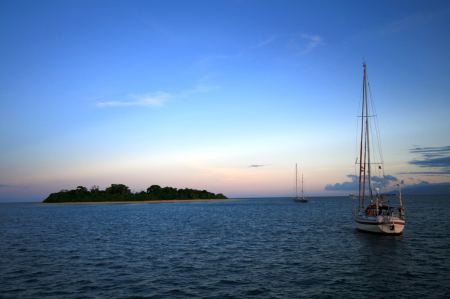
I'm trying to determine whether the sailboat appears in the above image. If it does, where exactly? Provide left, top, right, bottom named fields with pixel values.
left=294, top=163, right=308, bottom=203
left=354, top=63, right=405, bottom=235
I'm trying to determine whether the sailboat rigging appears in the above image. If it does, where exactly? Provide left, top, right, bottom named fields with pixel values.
left=353, top=63, right=405, bottom=234
left=294, top=163, right=308, bottom=203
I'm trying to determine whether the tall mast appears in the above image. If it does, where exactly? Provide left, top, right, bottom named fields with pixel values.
left=295, top=163, right=298, bottom=199
left=358, top=64, right=367, bottom=210
left=301, top=172, right=304, bottom=199
left=398, top=182, right=403, bottom=209
left=365, top=65, right=373, bottom=199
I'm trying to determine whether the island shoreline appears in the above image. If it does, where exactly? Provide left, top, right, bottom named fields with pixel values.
left=43, top=199, right=230, bottom=205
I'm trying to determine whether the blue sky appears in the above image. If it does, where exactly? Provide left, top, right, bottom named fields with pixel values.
left=1, top=0, right=450, bottom=201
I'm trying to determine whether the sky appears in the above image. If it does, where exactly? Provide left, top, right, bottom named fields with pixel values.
left=1, top=0, right=450, bottom=201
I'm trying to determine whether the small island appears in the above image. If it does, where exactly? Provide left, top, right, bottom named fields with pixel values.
left=43, top=184, right=227, bottom=203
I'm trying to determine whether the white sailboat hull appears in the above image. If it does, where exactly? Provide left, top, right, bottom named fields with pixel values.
left=294, top=198, right=308, bottom=203
left=355, top=215, right=405, bottom=235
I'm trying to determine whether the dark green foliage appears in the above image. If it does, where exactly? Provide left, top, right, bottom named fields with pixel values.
left=90, top=185, right=100, bottom=193
left=76, top=186, right=88, bottom=193
left=146, top=185, right=161, bottom=194
left=105, top=184, right=131, bottom=195
left=43, top=184, right=228, bottom=203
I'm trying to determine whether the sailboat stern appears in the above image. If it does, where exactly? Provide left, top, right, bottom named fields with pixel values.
left=355, top=214, right=405, bottom=235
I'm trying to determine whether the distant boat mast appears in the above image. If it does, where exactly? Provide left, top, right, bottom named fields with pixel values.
left=296, top=163, right=299, bottom=200
left=302, top=172, right=304, bottom=200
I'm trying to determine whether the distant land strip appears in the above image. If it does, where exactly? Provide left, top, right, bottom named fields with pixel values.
left=43, top=184, right=227, bottom=203
left=47, top=199, right=228, bottom=205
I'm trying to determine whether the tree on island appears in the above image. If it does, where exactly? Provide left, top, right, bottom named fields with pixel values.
left=43, top=184, right=227, bottom=203
left=106, top=184, right=131, bottom=195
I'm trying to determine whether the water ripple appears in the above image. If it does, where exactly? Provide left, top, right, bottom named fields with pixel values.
left=1, top=196, right=450, bottom=298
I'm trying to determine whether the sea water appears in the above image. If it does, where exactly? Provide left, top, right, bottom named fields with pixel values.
left=1, top=195, right=449, bottom=298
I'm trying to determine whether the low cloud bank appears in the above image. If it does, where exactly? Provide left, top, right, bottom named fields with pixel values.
left=325, top=175, right=450, bottom=195
left=324, top=174, right=397, bottom=191
left=407, top=146, right=450, bottom=175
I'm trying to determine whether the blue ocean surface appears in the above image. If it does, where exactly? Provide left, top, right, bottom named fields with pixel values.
left=1, top=196, right=449, bottom=298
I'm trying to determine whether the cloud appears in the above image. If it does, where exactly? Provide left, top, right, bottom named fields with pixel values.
left=97, top=91, right=171, bottom=108
left=249, top=164, right=266, bottom=168
left=253, top=33, right=325, bottom=54
left=411, top=157, right=450, bottom=168
left=379, top=9, right=449, bottom=36
left=178, top=84, right=219, bottom=98
left=197, top=32, right=325, bottom=66
left=371, top=174, right=398, bottom=184
left=400, top=171, right=450, bottom=175
left=324, top=174, right=398, bottom=191
left=325, top=172, right=450, bottom=195
left=96, top=83, right=217, bottom=108
left=407, top=146, right=450, bottom=175
left=324, top=175, right=358, bottom=191
left=251, top=35, right=277, bottom=49
left=298, top=33, right=325, bottom=54
left=410, top=145, right=450, bottom=155
left=283, top=33, right=325, bottom=55
left=197, top=36, right=277, bottom=66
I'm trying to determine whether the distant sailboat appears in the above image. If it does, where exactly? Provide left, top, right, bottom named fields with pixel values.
left=294, top=163, right=308, bottom=203
left=353, top=63, right=405, bottom=235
